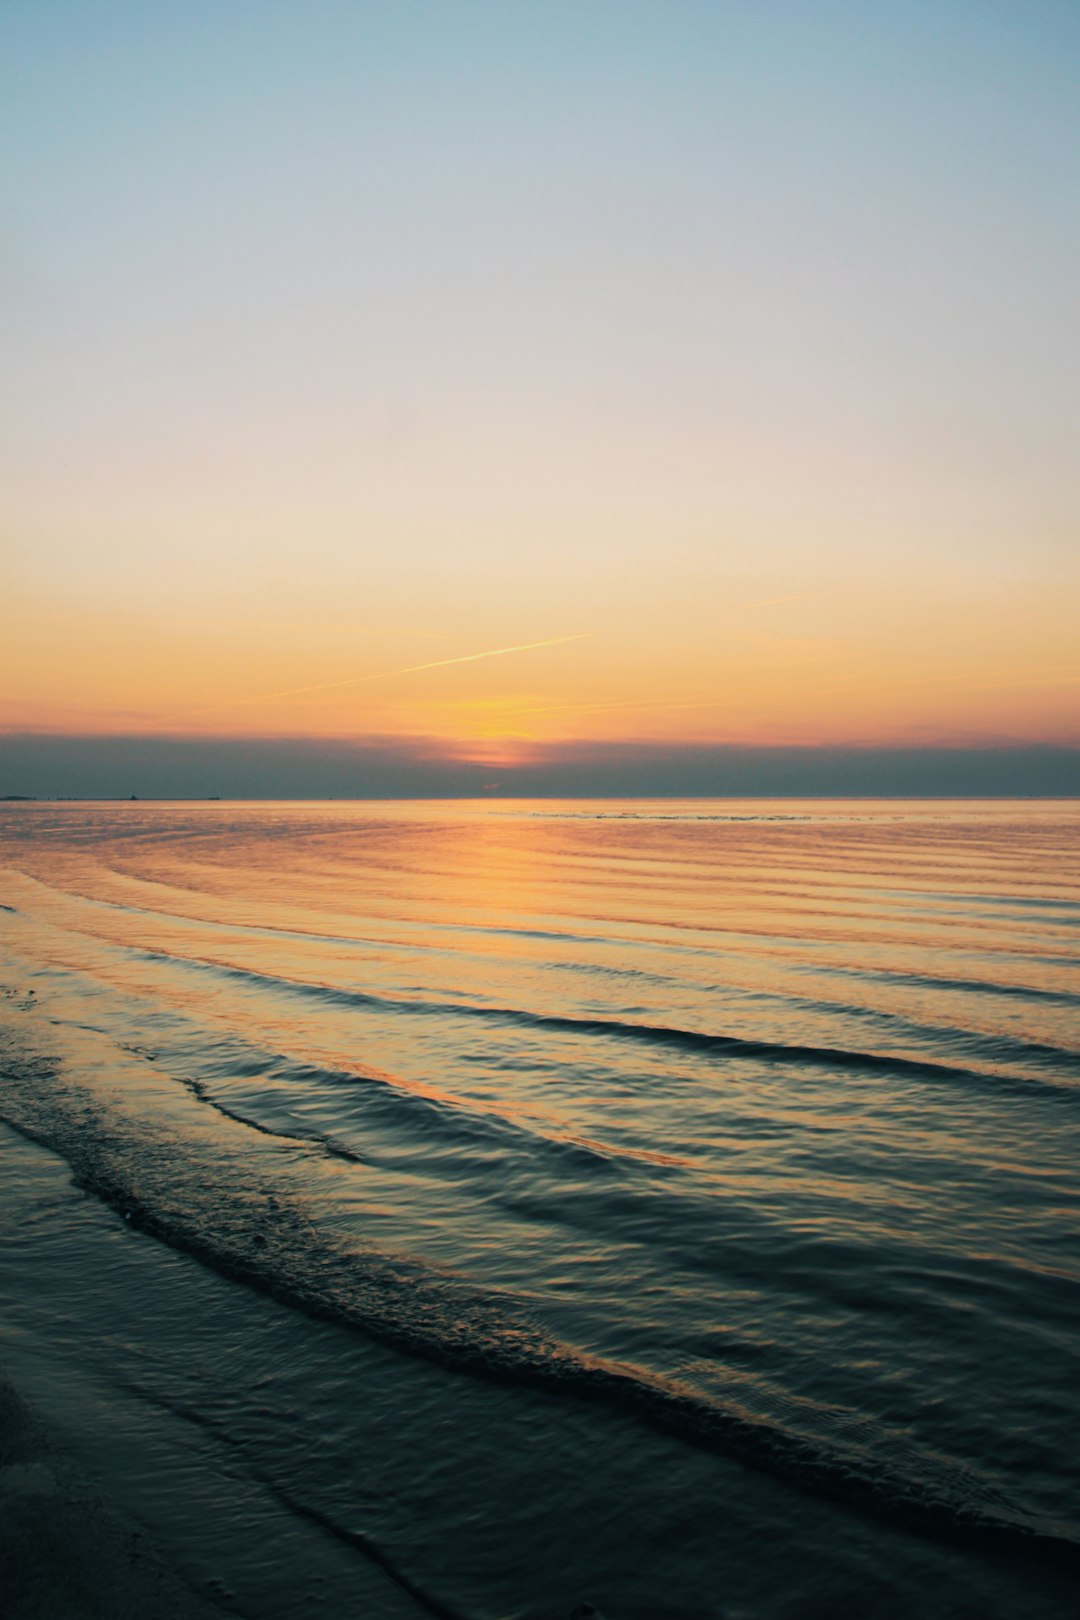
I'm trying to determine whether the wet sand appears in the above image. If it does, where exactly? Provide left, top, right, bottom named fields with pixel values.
left=0, top=1367, right=221, bottom=1619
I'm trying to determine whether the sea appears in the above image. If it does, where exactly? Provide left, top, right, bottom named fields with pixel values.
left=0, top=798, right=1077, bottom=1620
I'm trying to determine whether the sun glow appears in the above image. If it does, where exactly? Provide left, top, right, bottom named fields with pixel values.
left=2, top=3, right=1077, bottom=792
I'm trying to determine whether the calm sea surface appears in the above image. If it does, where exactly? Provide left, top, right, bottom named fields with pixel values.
left=1, top=799, right=1078, bottom=1619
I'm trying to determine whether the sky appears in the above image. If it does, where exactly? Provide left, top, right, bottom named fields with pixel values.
left=2, top=1, right=1078, bottom=794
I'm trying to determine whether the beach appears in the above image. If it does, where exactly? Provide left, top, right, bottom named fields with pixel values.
left=1, top=798, right=1078, bottom=1619
left=0, top=1365, right=222, bottom=1620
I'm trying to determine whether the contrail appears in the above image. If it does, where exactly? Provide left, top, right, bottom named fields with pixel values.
left=262, top=633, right=589, bottom=700
left=183, top=633, right=591, bottom=714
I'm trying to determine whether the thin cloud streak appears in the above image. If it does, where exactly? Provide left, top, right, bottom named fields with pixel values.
left=173, top=599, right=797, bottom=722
left=170, top=634, right=591, bottom=720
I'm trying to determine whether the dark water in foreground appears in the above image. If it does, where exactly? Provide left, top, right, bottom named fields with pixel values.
left=1, top=798, right=1077, bottom=1619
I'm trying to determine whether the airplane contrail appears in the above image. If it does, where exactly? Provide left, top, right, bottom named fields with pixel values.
left=185, top=633, right=592, bottom=714
left=262, top=633, right=590, bottom=700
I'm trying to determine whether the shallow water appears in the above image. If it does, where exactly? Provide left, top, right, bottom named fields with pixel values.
left=1, top=798, right=1078, bottom=1618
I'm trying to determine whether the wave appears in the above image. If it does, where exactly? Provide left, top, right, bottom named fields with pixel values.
left=833, top=963, right=1080, bottom=1007
left=0, top=1028, right=1077, bottom=1573
left=104, top=1032, right=1080, bottom=1297
left=176, top=1048, right=691, bottom=1195
left=136, top=947, right=1080, bottom=1097
left=173, top=1071, right=371, bottom=1168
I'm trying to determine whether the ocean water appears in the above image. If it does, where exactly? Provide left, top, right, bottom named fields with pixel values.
left=1, top=797, right=1077, bottom=1620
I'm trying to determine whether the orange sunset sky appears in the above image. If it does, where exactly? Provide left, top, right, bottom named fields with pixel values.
left=3, top=4, right=1078, bottom=783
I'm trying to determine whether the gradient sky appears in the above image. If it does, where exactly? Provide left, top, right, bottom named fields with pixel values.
left=3, top=1, right=1078, bottom=781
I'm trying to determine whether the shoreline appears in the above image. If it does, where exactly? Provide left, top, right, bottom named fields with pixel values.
left=0, top=1118, right=447, bottom=1620
left=0, top=1365, right=222, bottom=1620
